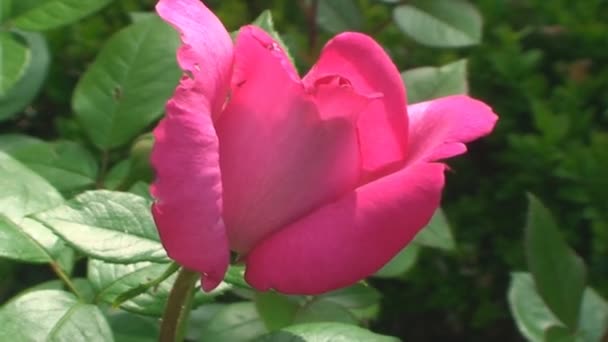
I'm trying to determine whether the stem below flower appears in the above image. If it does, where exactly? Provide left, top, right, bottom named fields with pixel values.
left=159, top=267, right=199, bottom=342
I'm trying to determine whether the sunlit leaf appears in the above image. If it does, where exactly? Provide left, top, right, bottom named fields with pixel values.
left=34, top=190, right=167, bottom=263
left=0, top=290, right=113, bottom=341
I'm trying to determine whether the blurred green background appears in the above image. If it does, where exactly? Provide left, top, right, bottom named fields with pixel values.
left=1, top=0, right=607, bottom=341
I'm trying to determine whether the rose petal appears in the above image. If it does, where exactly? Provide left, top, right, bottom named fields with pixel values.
left=151, top=82, right=229, bottom=291
left=217, top=26, right=371, bottom=253
left=245, top=162, right=446, bottom=294
left=405, top=95, right=498, bottom=165
left=156, top=0, right=233, bottom=115
left=152, top=0, right=234, bottom=291
left=304, top=32, right=408, bottom=177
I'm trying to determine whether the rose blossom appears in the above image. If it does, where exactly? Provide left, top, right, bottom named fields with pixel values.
left=151, top=0, right=497, bottom=294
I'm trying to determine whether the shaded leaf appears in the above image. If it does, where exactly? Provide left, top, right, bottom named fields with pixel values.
left=72, top=16, right=180, bottom=149
left=525, top=195, right=586, bottom=329
left=0, top=32, right=30, bottom=96
left=318, top=283, right=381, bottom=311
left=374, top=244, right=420, bottom=278
left=413, top=208, right=456, bottom=251
left=0, top=31, right=49, bottom=121
left=393, top=0, right=482, bottom=47
left=107, top=310, right=160, bottom=342
left=201, top=302, right=267, bottom=341
left=402, top=59, right=468, bottom=104
left=317, top=0, right=362, bottom=33
left=0, top=134, right=97, bottom=191
left=294, top=300, right=358, bottom=326
left=255, top=291, right=300, bottom=331
left=11, top=0, right=113, bottom=31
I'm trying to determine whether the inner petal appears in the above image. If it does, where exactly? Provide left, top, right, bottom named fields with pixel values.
left=216, top=26, right=370, bottom=253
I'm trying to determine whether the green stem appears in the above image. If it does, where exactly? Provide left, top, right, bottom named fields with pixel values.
left=50, top=262, right=83, bottom=300
left=159, top=267, right=199, bottom=342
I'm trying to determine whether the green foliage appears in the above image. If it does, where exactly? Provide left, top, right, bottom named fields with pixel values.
left=256, top=322, right=400, bottom=342
left=0, top=32, right=30, bottom=95
left=0, top=290, right=113, bottom=341
left=525, top=195, right=586, bottom=330
left=393, top=0, right=482, bottom=47
left=34, top=190, right=168, bottom=263
left=0, top=31, right=49, bottom=121
left=72, top=16, right=180, bottom=149
left=8, top=0, right=114, bottom=31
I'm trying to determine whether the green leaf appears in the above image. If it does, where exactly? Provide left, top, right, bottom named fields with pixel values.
left=508, top=272, right=562, bottom=342
left=525, top=195, right=586, bottom=329
left=0, top=151, right=63, bottom=219
left=0, top=1, right=11, bottom=22
left=318, top=283, right=381, bottom=311
left=10, top=0, right=113, bottom=31
left=0, top=134, right=98, bottom=191
left=393, top=0, right=482, bottom=47
left=402, top=59, right=468, bottom=104
left=25, top=278, right=96, bottom=303
left=413, top=208, right=456, bottom=251
left=201, top=302, right=267, bottom=341
left=129, top=181, right=151, bottom=200
left=317, top=0, right=362, bottom=34
left=318, top=283, right=381, bottom=320
left=72, top=16, right=180, bottom=149
left=106, top=310, right=159, bottom=342
left=0, top=290, right=113, bottom=341
left=509, top=272, right=608, bottom=342
left=294, top=300, right=358, bottom=326
left=224, top=265, right=253, bottom=290
left=255, top=291, right=300, bottom=331
left=33, top=190, right=168, bottom=263
left=88, top=259, right=229, bottom=316
left=255, top=322, right=400, bottom=342
left=578, top=288, right=608, bottom=342
left=104, top=159, right=131, bottom=190
left=252, top=10, right=294, bottom=65
left=374, top=244, right=420, bottom=278
left=187, top=304, right=227, bottom=341
left=545, top=325, right=576, bottom=342
left=0, top=31, right=49, bottom=121
left=0, top=32, right=30, bottom=96
left=0, top=215, right=65, bottom=263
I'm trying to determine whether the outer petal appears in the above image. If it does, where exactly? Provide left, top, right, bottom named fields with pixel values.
left=245, top=162, right=446, bottom=295
left=156, top=0, right=233, bottom=115
left=152, top=0, right=234, bottom=291
left=217, top=26, right=371, bottom=254
left=151, top=82, right=229, bottom=291
left=304, top=32, right=408, bottom=176
left=405, top=95, right=498, bottom=165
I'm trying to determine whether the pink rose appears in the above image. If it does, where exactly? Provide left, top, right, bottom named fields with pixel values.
left=151, top=0, right=497, bottom=294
